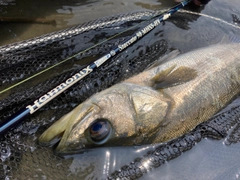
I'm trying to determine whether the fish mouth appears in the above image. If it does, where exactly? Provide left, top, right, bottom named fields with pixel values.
left=39, top=128, right=92, bottom=156
left=39, top=132, right=90, bottom=155
left=38, top=133, right=63, bottom=147
left=52, top=119, right=114, bottom=155
left=38, top=103, right=97, bottom=152
left=54, top=145, right=93, bottom=156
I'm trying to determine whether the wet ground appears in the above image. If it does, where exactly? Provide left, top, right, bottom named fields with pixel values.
left=1, top=0, right=240, bottom=179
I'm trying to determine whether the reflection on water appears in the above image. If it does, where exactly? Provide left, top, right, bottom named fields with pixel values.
left=0, top=0, right=167, bottom=45
left=1, top=0, right=240, bottom=179
left=141, top=138, right=240, bottom=180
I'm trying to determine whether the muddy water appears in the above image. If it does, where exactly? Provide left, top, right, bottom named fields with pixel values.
left=0, top=0, right=175, bottom=45
left=1, top=0, right=239, bottom=45
left=1, top=0, right=240, bottom=179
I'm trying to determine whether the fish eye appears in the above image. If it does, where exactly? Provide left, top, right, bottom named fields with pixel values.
left=89, top=119, right=111, bottom=144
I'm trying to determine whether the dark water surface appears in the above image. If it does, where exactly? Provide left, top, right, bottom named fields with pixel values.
left=1, top=0, right=240, bottom=179
left=0, top=0, right=175, bottom=45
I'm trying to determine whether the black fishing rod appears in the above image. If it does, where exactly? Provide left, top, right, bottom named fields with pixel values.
left=0, top=0, right=192, bottom=135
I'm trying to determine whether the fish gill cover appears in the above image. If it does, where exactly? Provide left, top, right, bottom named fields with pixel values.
left=0, top=4, right=240, bottom=180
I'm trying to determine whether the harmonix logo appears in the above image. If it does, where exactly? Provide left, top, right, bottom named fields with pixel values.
left=26, top=66, right=93, bottom=114
left=25, top=53, right=111, bottom=114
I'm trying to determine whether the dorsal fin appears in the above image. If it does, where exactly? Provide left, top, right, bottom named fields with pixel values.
left=151, top=65, right=198, bottom=89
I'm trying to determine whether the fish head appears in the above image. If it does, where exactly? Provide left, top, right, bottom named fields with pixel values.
left=39, top=83, right=170, bottom=154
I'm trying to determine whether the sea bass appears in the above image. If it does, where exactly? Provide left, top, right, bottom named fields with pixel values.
left=39, top=43, right=240, bottom=154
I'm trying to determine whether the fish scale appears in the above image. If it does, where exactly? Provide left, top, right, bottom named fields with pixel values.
left=109, top=100, right=240, bottom=179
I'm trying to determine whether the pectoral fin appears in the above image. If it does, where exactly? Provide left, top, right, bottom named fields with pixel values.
left=151, top=65, right=198, bottom=89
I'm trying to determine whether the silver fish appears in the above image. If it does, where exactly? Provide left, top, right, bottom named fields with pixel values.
left=39, top=43, right=240, bottom=154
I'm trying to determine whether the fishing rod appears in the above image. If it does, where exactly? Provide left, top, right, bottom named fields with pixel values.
left=0, top=0, right=192, bottom=135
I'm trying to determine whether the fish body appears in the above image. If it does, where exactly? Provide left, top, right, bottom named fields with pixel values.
left=39, top=43, right=240, bottom=154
